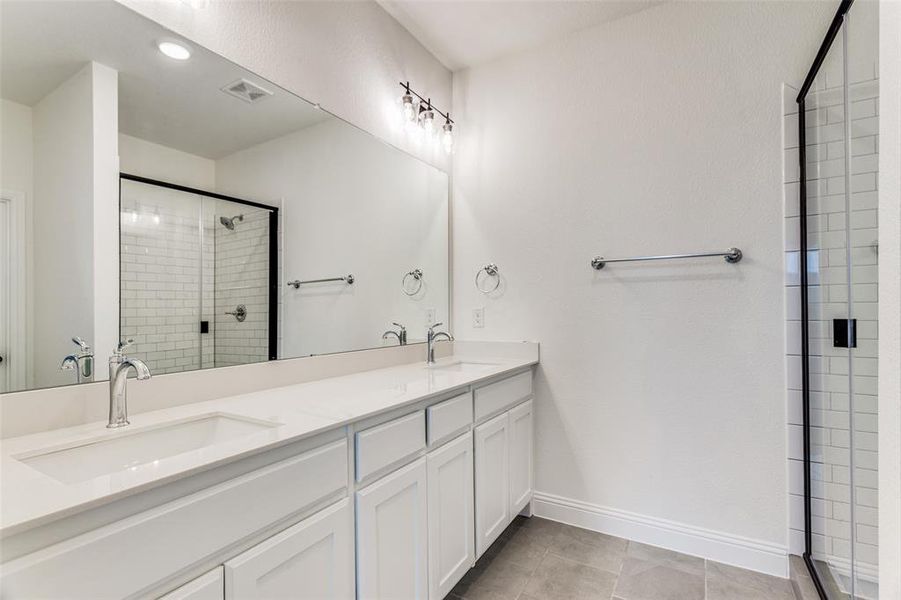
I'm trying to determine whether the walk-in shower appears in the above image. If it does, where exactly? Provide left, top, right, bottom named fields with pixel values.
left=797, top=1, right=880, bottom=597
left=119, top=175, right=277, bottom=374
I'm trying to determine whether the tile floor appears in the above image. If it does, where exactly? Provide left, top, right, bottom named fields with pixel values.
left=448, top=517, right=801, bottom=600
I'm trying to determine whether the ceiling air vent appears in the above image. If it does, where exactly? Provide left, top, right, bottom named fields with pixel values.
left=221, top=78, right=273, bottom=104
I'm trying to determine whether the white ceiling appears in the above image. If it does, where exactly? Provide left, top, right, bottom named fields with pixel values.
left=377, top=0, right=663, bottom=71
left=0, top=1, right=329, bottom=159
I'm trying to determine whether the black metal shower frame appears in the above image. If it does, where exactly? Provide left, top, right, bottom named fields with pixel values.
left=795, top=1, right=854, bottom=598
left=119, top=173, right=279, bottom=362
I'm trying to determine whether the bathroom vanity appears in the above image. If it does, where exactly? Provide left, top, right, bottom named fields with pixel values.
left=0, top=348, right=537, bottom=599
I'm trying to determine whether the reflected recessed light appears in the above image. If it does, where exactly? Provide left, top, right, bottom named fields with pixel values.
left=158, top=41, right=191, bottom=60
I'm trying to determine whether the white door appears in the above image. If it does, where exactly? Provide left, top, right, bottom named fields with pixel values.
left=158, top=567, right=224, bottom=600
left=224, top=499, right=354, bottom=599
left=474, top=412, right=510, bottom=557
left=0, top=198, right=8, bottom=392
left=427, top=432, right=475, bottom=600
left=508, top=400, right=533, bottom=515
left=0, top=191, right=26, bottom=393
left=356, top=457, right=428, bottom=600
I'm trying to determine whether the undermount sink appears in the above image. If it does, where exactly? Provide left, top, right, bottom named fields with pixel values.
left=16, top=413, right=280, bottom=485
left=427, top=361, right=501, bottom=373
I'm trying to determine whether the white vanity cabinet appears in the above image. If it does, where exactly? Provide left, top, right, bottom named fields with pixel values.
left=427, top=431, right=475, bottom=600
left=158, top=567, right=224, bottom=600
left=472, top=373, right=534, bottom=558
left=1, top=364, right=535, bottom=600
left=509, top=400, right=534, bottom=515
left=356, top=457, right=429, bottom=599
left=224, top=498, right=354, bottom=599
left=474, top=412, right=511, bottom=557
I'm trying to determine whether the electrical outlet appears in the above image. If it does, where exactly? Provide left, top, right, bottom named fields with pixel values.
left=472, top=307, right=485, bottom=328
left=425, top=308, right=437, bottom=326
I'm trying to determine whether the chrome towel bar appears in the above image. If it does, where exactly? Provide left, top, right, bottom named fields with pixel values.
left=590, top=248, right=742, bottom=270
left=287, top=274, right=354, bottom=288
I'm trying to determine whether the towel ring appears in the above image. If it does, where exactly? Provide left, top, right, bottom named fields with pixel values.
left=475, top=263, right=500, bottom=294
left=402, top=268, right=423, bottom=296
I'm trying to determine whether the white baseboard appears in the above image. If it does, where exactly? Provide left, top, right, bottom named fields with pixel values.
left=531, top=491, right=789, bottom=578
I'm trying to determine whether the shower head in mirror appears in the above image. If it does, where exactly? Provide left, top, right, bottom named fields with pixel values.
left=219, top=215, right=244, bottom=230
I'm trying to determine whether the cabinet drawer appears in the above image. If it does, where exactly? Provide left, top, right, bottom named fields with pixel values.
left=474, top=371, right=532, bottom=422
left=427, top=392, right=473, bottom=445
left=355, top=411, right=425, bottom=481
left=0, top=440, right=348, bottom=600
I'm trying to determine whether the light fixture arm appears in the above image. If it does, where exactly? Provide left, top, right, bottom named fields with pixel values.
left=399, top=81, right=453, bottom=124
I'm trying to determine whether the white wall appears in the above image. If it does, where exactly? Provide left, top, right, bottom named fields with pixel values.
left=116, top=0, right=452, bottom=173
left=118, top=134, right=215, bottom=190
left=0, top=99, right=34, bottom=388
left=452, top=0, right=832, bottom=571
left=216, top=118, right=449, bottom=357
left=878, top=0, right=901, bottom=594
left=32, top=63, right=118, bottom=388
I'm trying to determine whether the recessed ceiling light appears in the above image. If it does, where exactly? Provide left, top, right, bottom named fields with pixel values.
left=158, top=41, right=191, bottom=60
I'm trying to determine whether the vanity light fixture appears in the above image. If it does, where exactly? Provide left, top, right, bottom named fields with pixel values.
left=157, top=40, right=191, bottom=61
left=398, top=81, right=454, bottom=153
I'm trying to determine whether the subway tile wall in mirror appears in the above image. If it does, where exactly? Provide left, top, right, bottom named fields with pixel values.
left=0, top=0, right=449, bottom=393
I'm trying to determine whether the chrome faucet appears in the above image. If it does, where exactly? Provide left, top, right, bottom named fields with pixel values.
left=60, top=336, right=94, bottom=383
left=426, top=322, right=453, bottom=365
left=107, top=340, right=151, bottom=429
left=382, top=322, right=407, bottom=346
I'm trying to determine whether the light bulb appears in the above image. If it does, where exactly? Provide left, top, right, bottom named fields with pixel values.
left=420, top=107, right=435, bottom=136
left=401, top=93, right=416, bottom=122
left=442, top=120, right=453, bottom=154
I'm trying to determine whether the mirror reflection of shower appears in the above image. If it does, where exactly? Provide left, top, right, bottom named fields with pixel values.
left=219, top=214, right=244, bottom=230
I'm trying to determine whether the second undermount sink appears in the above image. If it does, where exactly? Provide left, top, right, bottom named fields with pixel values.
left=17, top=413, right=280, bottom=485
left=427, top=361, right=502, bottom=373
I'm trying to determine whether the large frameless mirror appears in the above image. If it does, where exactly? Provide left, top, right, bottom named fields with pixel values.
left=0, top=0, right=449, bottom=393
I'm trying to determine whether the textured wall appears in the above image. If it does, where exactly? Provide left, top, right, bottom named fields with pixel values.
left=452, top=0, right=832, bottom=550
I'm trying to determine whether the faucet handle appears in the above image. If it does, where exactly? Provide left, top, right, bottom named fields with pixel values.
left=392, top=322, right=406, bottom=331
left=72, top=336, right=91, bottom=352
left=114, top=339, right=134, bottom=356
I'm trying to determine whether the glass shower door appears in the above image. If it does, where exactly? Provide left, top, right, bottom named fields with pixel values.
left=800, top=1, right=879, bottom=597
left=120, top=177, right=275, bottom=375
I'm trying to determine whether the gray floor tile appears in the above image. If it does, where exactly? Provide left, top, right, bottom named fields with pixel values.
left=613, top=556, right=705, bottom=600
left=546, top=523, right=629, bottom=574
left=707, top=560, right=796, bottom=600
left=501, top=516, right=566, bottom=549
left=625, top=542, right=706, bottom=577
left=789, top=555, right=821, bottom=600
left=521, top=553, right=618, bottom=600
left=482, top=534, right=548, bottom=572
left=451, top=549, right=534, bottom=600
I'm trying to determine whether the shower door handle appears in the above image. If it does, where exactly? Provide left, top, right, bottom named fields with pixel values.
left=225, top=304, right=247, bottom=322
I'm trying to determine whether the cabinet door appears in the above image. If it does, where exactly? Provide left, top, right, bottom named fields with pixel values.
left=224, top=499, right=354, bottom=599
left=158, top=567, right=224, bottom=600
left=508, top=400, right=534, bottom=515
left=356, top=457, right=429, bottom=600
left=474, top=412, right=510, bottom=558
left=427, top=432, right=475, bottom=600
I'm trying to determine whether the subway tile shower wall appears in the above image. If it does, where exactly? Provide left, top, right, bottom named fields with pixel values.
left=120, top=183, right=270, bottom=375
left=121, top=184, right=211, bottom=375
left=782, top=72, right=879, bottom=593
left=213, top=209, right=270, bottom=367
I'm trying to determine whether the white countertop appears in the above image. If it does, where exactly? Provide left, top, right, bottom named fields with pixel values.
left=0, top=351, right=536, bottom=537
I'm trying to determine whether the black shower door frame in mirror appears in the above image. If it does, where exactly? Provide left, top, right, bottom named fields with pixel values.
left=797, top=0, right=881, bottom=598
left=119, top=173, right=278, bottom=372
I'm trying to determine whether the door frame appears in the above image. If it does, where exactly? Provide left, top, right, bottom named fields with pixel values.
left=796, top=1, right=855, bottom=598
left=0, top=189, right=29, bottom=391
